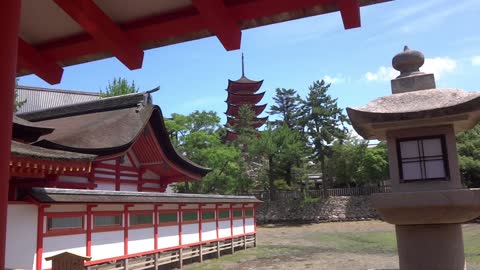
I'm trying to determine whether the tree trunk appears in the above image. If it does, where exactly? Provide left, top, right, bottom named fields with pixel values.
left=321, top=157, right=328, bottom=197
left=268, top=156, right=275, bottom=201
left=285, top=165, right=292, bottom=186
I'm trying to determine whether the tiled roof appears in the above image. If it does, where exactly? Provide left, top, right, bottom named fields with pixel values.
left=28, top=188, right=262, bottom=204
left=15, top=85, right=100, bottom=114
left=11, top=141, right=96, bottom=161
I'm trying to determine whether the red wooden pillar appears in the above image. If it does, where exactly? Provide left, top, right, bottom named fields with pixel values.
left=0, top=1, right=21, bottom=268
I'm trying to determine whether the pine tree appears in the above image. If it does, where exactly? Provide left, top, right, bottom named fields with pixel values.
left=269, top=88, right=302, bottom=129
left=300, top=80, right=350, bottom=192
left=100, top=77, right=138, bottom=97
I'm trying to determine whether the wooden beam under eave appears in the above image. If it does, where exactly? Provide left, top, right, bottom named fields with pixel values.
left=192, top=0, right=242, bottom=51
left=337, top=0, right=361, bottom=29
left=53, top=0, right=144, bottom=70
left=17, top=39, right=64, bottom=84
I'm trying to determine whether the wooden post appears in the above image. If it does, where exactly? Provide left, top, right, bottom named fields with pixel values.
left=154, top=252, right=159, bottom=269
left=216, top=241, right=220, bottom=258
left=231, top=238, right=234, bottom=254
left=124, top=258, right=129, bottom=270
left=244, top=235, right=247, bottom=250
left=254, top=234, right=257, bottom=247
left=199, top=244, right=203, bottom=262
left=178, top=248, right=183, bottom=269
left=45, top=252, right=91, bottom=270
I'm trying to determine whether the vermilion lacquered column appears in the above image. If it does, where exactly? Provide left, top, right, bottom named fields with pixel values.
left=0, top=1, right=21, bottom=268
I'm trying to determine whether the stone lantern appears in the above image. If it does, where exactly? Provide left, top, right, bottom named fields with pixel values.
left=347, top=46, right=480, bottom=270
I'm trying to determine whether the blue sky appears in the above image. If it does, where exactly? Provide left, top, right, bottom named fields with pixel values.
left=19, top=0, right=480, bottom=126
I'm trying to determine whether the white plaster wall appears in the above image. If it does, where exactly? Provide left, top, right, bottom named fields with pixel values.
left=201, top=222, right=216, bottom=241
left=95, top=167, right=114, bottom=173
left=158, top=204, right=178, bottom=210
left=218, top=221, right=231, bottom=238
left=233, top=219, right=244, bottom=236
left=121, top=155, right=134, bottom=167
left=245, top=218, right=255, bottom=233
left=181, top=224, right=199, bottom=245
left=130, top=205, right=153, bottom=211
left=101, top=160, right=116, bottom=165
left=143, top=182, right=160, bottom=188
left=94, top=173, right=115, bottom=179
left=43, top=234, right=86, bottom=269
left=96, top=182, right=115, bottom=191
left=6, top=204, right=37, bottom=270
left=120, top=184, right=137, bottom=192
left=158, top=226, right=179, bottom=249
left=120, top=175, right=138, bottom=181
left=165, top=184, right=175, bottom=193
left=94, top=204, right=123, bottom=211
left=127, top=151, right=139, bottom=167
left=128, top=228, right=154, bottom=254
left=58, top=175, right=88, bottom=183
left=91, top=231, right=124, bottom=261
left=45, top=204, right=85, bottom=213
left=181, top=204, right=198, bottom=210
left=143, top=170, right=160, bottom=179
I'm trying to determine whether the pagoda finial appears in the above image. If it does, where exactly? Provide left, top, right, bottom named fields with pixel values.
left=241, top=53, right=245, bottom=77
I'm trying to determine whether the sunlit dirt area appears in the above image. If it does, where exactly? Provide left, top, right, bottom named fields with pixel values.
left=185, top=221, right=480, bottom=270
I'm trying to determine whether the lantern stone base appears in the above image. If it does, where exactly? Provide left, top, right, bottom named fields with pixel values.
left=372, top=189, right=480, bottom=225
left=372, top=189, right=480, bottom=270
left=396, top=224, right=466, bottom=270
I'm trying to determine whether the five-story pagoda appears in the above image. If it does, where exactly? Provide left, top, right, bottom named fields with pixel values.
left=225, top=54, right=268, bottom=141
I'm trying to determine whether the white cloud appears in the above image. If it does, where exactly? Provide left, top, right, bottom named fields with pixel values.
left=364, top=66, right=399, bottom=81
left=365, top=57, right=457, bottom=81
left=472, top=56, right=480, bottom=66
left=420, top=57, right=456, bottom=79
left=322, top=75, right=347, bottom=84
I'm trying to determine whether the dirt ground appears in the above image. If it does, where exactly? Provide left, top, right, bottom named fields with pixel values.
left=186, top=221, right=480, bottom=270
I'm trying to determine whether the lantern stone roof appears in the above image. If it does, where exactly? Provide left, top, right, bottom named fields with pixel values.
left=11, top=141, right=96, bottom=161
left=347, top=89, right=480, bottom=139
left=348, top=47, right=480, bottom=140
left=28, top=187, right=262, bottom=204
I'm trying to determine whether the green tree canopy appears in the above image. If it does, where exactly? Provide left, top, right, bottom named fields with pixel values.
left=100, top=77, right=139, bottom=97
left=269, top=88, right=302, bottom=129
left=457, top=124, right=480, bottom=187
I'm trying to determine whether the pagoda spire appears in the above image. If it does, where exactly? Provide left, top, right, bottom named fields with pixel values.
left=241, top=53, right=245, bottom=77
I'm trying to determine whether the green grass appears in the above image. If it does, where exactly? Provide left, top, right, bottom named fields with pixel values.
left=464, top=227, right=480, bottom=263
left=307, top=231, right=397, bottom=254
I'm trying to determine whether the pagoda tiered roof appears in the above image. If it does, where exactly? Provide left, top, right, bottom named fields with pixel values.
left=227, top=77, right=264, bottom=94
left=226, top=116, right=269, bottom=129
left=226, top=91, right=265, bottom=105
left=225, top=104, right=267, bottom=117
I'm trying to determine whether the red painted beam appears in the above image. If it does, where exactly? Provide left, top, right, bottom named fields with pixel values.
left=53, top=0, right=144, bottom=69
left=337, top=0, right=361, bottom=29
left=37, top=0, right=338, bottom=64
left=192, top=0, right=241, bottom=51
left=17, top=39, right=63, bottom=84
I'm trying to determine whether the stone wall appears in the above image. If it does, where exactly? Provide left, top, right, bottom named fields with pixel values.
left=256, top=196, right=379, bottom=224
